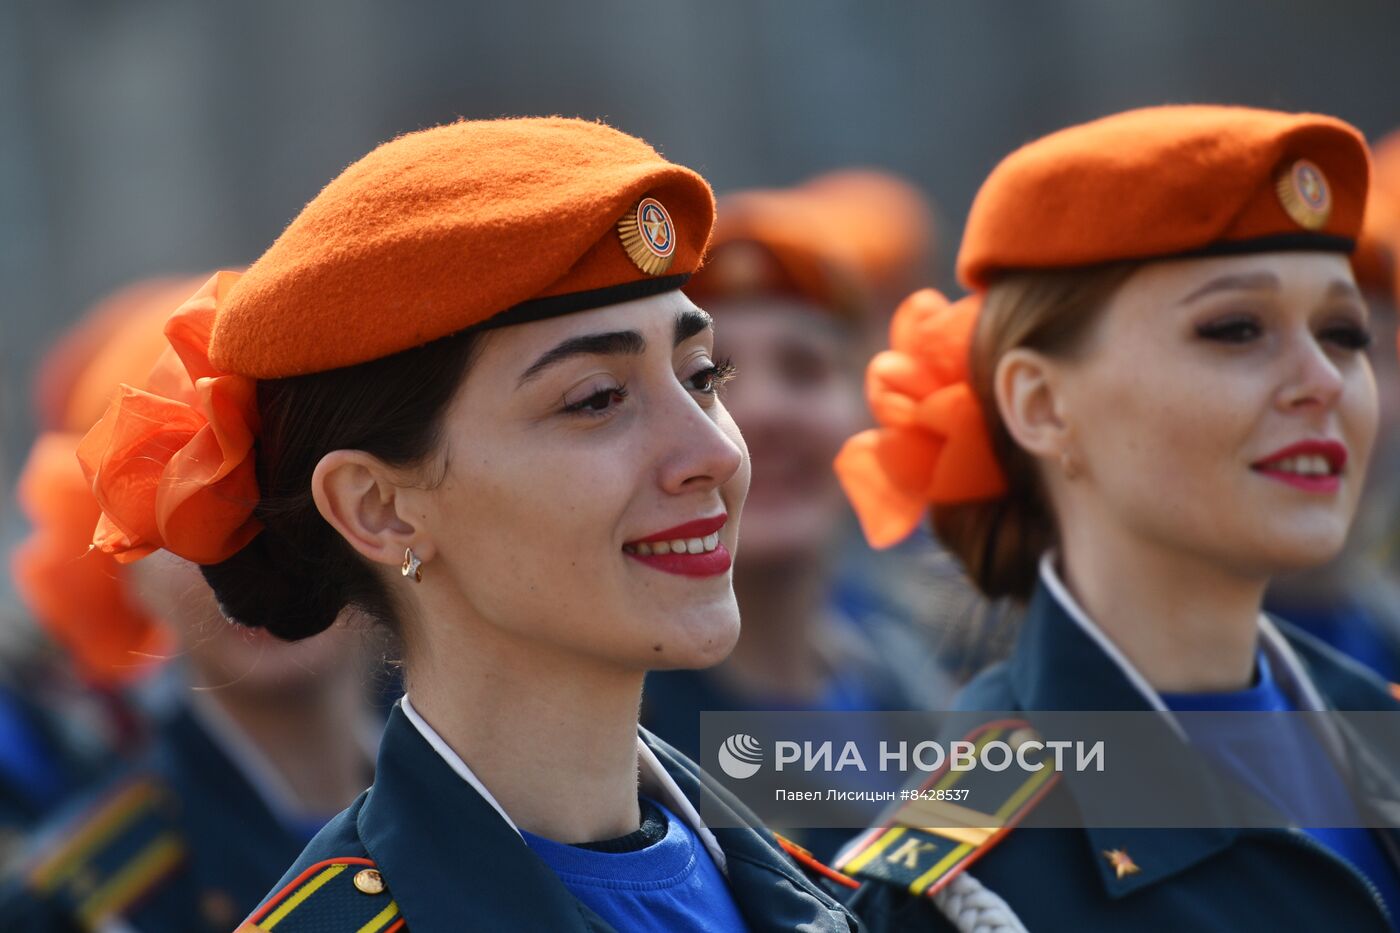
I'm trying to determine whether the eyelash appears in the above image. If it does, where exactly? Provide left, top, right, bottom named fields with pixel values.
left=561, top=358, right=737, bottom=417
left=690, top=358, right=737, bottom=395
left=1194, top=316, right=1373, bottom=351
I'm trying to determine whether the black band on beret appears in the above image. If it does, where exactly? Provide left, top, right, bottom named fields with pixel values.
left=1175, top=232, right=1357, bottom=261
left=477, top=274, right=692, bottom=332
left=989, top=232, right=1358, bottom=285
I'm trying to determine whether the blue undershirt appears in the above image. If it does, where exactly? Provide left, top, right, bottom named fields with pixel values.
left=0, top=688, right=65, bottom=810
left=1162, top=652, right=1400, bottom=927
left=520, top=798, right=750, bottom=932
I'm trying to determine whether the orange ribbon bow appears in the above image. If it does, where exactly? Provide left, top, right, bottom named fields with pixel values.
left=77, top=271, right=263, bottom=566
left=835, top=288, right=1007, bottom=548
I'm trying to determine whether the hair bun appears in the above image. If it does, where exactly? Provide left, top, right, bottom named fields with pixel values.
left=200, top=532, right=343, bottom=641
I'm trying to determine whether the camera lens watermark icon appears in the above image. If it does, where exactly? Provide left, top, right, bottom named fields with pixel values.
left=718, top=734, right=764, bottom=779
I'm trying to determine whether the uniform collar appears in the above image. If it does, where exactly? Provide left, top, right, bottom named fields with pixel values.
left=1008, top=555, right=1347, bottom=897
left=398, top=694, right=727, bottom=871
left=360, top=703, right=601, bottom=932
left=1016, top=554, right=1330, bottom=718
left=363, top=702, right=853, bottom=932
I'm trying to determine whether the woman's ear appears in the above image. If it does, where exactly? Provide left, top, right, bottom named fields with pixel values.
left=993, top=348, right=1072, bottom=463
left=311, top=450, right=426, bottom=569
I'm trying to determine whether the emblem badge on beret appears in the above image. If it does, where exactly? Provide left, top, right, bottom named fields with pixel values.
left=1275, top=158, right=1332, bottom=231
left=618, top=197, right=676, bottom=275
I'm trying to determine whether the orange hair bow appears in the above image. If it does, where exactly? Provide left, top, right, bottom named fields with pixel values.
left=77, top=271, right=263, bottom=566
left=835, top=289, right=1007, bottom=548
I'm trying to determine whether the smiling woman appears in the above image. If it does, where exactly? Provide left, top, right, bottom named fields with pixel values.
left=65, top=119, right=864, bottom=932
left=837, top=105, right=1400, bottom=933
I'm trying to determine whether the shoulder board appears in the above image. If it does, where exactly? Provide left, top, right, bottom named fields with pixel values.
left=773, top=833, right=859, bottom=890
left=834, top=719, right=1058, bottom=898
left=25, top=776, right=185, bottom=928
left=238, top=858, right=404, bottom=932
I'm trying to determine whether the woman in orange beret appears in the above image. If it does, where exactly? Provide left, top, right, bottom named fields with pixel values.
left=61, top=119, right=864, bottom=932
left=836, top=105, right=1400, bottom=932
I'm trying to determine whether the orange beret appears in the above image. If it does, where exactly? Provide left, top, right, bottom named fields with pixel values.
left=687, top=169, right=933, bottom=320
left=958, top=105, right=1370, bottom=290
left=1353, top=188, right=1398, bottom=297
left=78, top=119, right=713, bottom=566
left=1374, top=129, right=1400, bottom=201
left=34, top=276, right=208, bottom=432
left=686, top=188, right=869, bottom=318
left=13, top=278, right=198, bottom=685
left=211, top=117, right=715, bottom=378
left=1354, top=130, right=1400, bottom=298
left=795, top=170, right=935, bottom=303
left=12, top=434, right=171, bottom=686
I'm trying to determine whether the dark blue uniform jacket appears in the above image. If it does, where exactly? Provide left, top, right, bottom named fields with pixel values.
left=2, top=703, right=315, bottom=932
left=849, top=576, right=1400, bottom=932
left=241, top=703, right=863, bottom=932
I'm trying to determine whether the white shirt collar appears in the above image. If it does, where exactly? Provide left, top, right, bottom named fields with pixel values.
left=399, top=694, right=727, bottom=872
left=1037, top=553, right=1332, bottom=731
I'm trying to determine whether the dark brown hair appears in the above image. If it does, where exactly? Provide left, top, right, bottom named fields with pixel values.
left=932, top=263, right=1139, bottom=601
left=201, top=330, right=483, bottom=641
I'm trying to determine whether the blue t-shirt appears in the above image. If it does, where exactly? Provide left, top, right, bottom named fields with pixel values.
left=521, top=798, right=749, bottom=932
left=1162, top=652, right=1400, bottom=927
left=0, top=687, right=65, bottom=810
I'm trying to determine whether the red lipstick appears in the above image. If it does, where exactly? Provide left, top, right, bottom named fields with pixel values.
left=627, top=514, right=728, bottom=545
left=1250, top=439, right=1348, bottom=494
left=623, top=513, right=731, bottom=578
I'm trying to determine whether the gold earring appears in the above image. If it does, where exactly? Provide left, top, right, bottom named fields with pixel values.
left=401, top=547, right=423, bottom=583
left=1059, top=449, right=1080, bottom=480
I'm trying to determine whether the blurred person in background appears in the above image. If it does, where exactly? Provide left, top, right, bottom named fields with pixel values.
left=1265, top=130, right=1400, bottom=680
left=644, top=174, right=952, bottom=770
left=0, top=280, right=201, bottom=868
left=785, top=173, right=1017, bottom=687
left=838, top=105, right=1400, bottom=931
left=4, top=278, right=379, bottom=932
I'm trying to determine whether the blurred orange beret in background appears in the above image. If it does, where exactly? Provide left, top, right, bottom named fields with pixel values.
left=12, top=278, right=202, bottom=685
left=34, top=277, right=211, bottom=432
left=958, top=105, right=1369, bottom=290
left=686, top=169, right=933, bottom=321
left=210, top=117, right=715, bottom=378
left=1354, top=130, right=1400, bottom=298
left=797, top=170, right=935, bottom=305
left=1353, top=189, right=1398, bottom=297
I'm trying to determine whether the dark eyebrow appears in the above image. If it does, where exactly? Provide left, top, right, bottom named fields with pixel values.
left=517, top=330, right=645, bottom=387
left=1176, top=272, right=1281, bottom=306
left=675, top=308, right=712, bottom=345
left=1326, top=279, right=1364, bottom=303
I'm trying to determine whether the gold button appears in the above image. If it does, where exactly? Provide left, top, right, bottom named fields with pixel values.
left=353, top=868, right=386, bottom=895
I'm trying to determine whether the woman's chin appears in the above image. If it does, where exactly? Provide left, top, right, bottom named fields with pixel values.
left=1235, top=525, right=1351, bottom=576
left=642, top=613, right=741, bottom=672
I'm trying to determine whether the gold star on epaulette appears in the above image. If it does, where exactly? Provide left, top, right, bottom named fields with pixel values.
left=1103, top=848, right=1141, bottom=879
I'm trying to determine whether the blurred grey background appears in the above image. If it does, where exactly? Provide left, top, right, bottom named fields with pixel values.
left=3, top=0, right=1400, bottom=606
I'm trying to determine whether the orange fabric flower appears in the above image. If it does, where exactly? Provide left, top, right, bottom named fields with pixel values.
left=835, top=289, right=1007, bottom=548
left=11, top=433, right=172, bottom=686
left=78, top=271, right=263, bottom=565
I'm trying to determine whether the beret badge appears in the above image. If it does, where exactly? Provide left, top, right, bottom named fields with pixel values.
left=1275, top=158, right=1332, bottom=231
left=618, top=196, right=676, bottom=275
